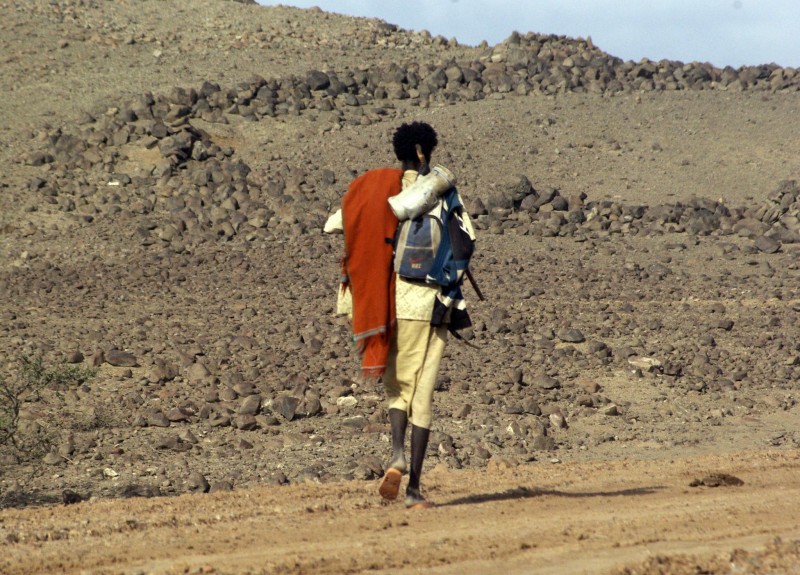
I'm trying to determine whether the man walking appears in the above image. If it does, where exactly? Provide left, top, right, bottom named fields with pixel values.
left=325, top=122, right=475, bottom=509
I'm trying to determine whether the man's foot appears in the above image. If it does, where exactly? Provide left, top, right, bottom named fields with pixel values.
left=378, top=468, right=403, bottom=501
left=404, top=486, right=433, bottom=509
left=388, top=453, right=406, bottom=475
left=405, top=497, right=434, bottom=510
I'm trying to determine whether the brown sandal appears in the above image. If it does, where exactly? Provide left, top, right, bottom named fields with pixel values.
left=378, top=468, right=403, bottom=501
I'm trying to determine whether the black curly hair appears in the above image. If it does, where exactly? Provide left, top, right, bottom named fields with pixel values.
left=392, top=121, right=438, bottom=164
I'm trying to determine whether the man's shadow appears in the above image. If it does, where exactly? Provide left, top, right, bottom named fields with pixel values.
left=440, top=485, right=665, bottom=507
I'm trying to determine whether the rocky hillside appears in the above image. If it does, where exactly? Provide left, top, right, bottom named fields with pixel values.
left=0, top=0, right=798, bottom=506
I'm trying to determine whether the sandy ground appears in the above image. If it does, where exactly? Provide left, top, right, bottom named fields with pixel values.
left=2, top=449, right=800, bottom=575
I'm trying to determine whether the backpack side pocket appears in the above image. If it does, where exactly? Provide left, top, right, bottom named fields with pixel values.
left=393, top=213, right=442, bottom=281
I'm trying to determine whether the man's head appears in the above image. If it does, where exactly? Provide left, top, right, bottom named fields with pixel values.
left=392, top=122, right=438, bottom=167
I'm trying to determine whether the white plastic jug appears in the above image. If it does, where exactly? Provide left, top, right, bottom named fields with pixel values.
left=388, top=164, right=456, bottom=221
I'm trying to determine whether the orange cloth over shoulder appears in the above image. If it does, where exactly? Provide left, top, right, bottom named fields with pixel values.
left=342, top=168, right=403, bottom=378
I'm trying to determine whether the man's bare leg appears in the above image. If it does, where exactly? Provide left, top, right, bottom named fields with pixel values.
left=405, top=424, right=433, bottom=508
left=379, top=408, right=408, bottom=500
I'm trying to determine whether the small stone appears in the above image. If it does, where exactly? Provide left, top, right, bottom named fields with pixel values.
left=186, top=472, right=210, bottom=493
left=233, top=414, right=258, bottom=430
left=307, top=70, right=331, bottom=91
left=530, top=374, right=560, bottom=390
left=550, top=195, right=569, bottom=211
left=519, top=398, right=540, bottom=416
left=582, top=381, right=601, bottom=393
left=105, top=349, right=138, bottom=367
left=166, top=407, right=190, bottom=422
left=145, top=410, right=171, bottom=428
left=627, top=356, right=661, bottom=372
left=505, top=175, right=535, bottom=207
left=557, top=328, right=585, bottom=343
left=754, top=235, right=780, bottom=254
left=504, top=403, right=523, bottom=415
left=233, top=382, right=256, bottom=397
left=273, top=395, right=299, bottom=421
left=62, top=489, right=83, bottom=505
left=66, top=351, right=84, bottom=364
left=178, top=429, right=199, bottom=444
left=209, top=414, right=231, bottom=427
left=342, top=415, right=367, bottom=429
left=155, top=435, right=186, bottom=451
left=303, top=397, right=322, bottom=417
left=689, top=473, right=744, bottom=487
left=716, top=319, right=735, bottom=331
left=336, top=396, right=358, bottom=408
left=148, top=363, right=178, bottom=383
left=187, top=362, right=211, bottom=383
left=662, top=361, right=683, bottom=377
left=549, top=413, right=568, bottom=429
left=602, top=404, right=619, bottom=416
left=239, top=394, right=262, bottom=415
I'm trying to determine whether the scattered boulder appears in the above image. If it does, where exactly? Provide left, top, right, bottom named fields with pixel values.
left=105, top=349, right=138, bottom=367
left=273, top=395, right=300, bottom=421
left=186, top=472, right=210, bottom=493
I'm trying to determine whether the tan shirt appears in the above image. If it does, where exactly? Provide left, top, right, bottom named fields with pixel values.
left=324, top=170, right=440, bottom=321
left=394, top=170, right=440, bottom=321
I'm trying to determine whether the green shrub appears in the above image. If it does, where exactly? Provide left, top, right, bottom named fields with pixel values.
left=0, top=356, right=97, bottom=449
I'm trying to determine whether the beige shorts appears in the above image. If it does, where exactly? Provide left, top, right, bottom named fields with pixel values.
left=383, top=319, right=448, bottom=430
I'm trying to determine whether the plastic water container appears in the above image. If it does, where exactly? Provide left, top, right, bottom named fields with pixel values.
left=388, top=164, right=456, bottom=221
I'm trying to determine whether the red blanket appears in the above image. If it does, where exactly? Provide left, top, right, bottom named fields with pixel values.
left=342, top=168, right=403, bottom=378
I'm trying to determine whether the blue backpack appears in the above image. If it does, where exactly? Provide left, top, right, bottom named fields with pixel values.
left=393, top=207, right=443, bottom=281
left=393, top=188, right=478, bottom=331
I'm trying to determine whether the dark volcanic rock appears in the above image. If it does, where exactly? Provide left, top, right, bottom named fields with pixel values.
left=531, top=435, right=556, bottom=451
left=273, top=395, right=300, bottom=421
left=239, top=394, right=262, bottom=415
left=755, top=235, right=781, bottom=254
left=233, top=414, right=258, bottom=430
left=106, top=349, right=138, bottom=367
left=307, top=70, right=331, bottom=91
left=145, top=409, right=171, bottom=428
left=186, top=472, right=210, bottom=493
left=557, top=328, right=585, bottom=343
left=530, top=374, right=561, bottom=390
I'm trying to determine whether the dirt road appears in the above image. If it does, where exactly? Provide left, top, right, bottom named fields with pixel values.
left=2, top=449, right=799, bottom=575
